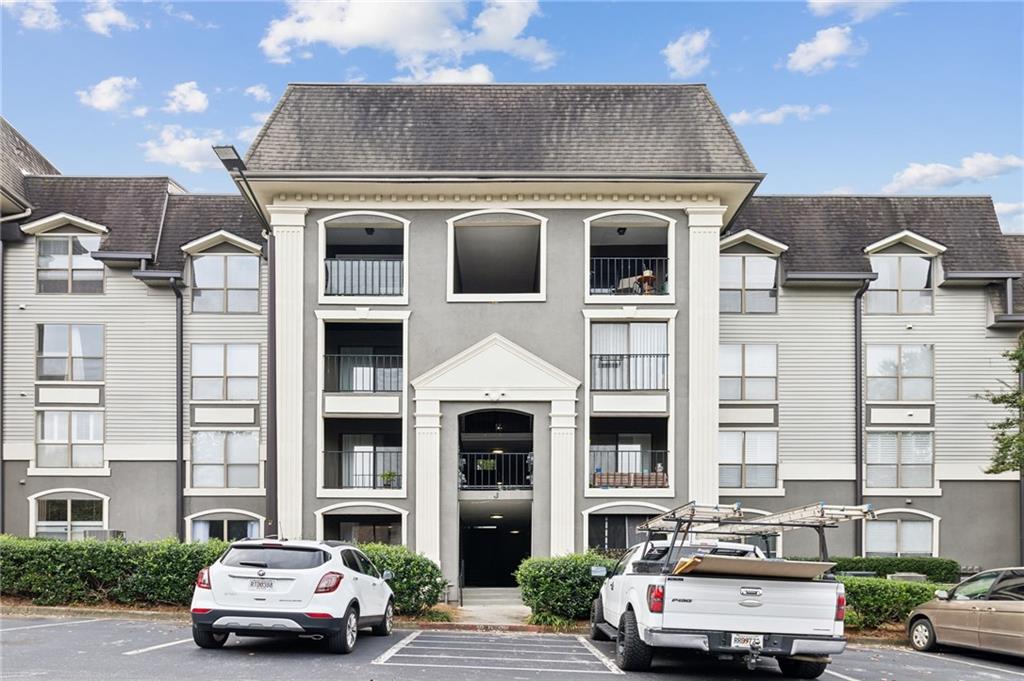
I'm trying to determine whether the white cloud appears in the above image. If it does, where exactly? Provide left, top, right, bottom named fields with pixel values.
left=393, top=63, right=494, bottom=84
left=882, top=153, right=1024, bottom=194
left=729, top=104, right=831, bottom=126
left=825, top=185, right=856, bottom=195
left=76, top=75, right=139, bottom=112
left=237, top=112, right=271, bottom=144
left=344, top=66, right=367, bottom=83
left=807, top=1, right=901, bottom=22
left=131, top=106, right=148, bottom=118
left=162, top=2, right=217, bottom=29
left=258, top=0, right=554, bottom=81
left=141, top=125, right=223, bottom=172
left=662, top=29, right=711, bottom=79
left=3, top=0, right=62, bottom=31
left=82, top=0, right=136, bottom=36
left=163, top=81, right=209, bottom=113
left=244, top=84, right=272, bottom=102
left=995, top=202, right=1024, bottom=233
left=786, top=26, right=863, bottom=74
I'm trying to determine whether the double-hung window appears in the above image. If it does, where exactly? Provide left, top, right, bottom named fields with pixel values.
left=866, top=431, right=933, bottom=488
left=35, top=498, right=103, bottom=540
left=36, top=411, right=104, bottom=468
left=719, top=430, right=777, bottom=488
left=866, top=255, right=933, bottom=314
left=720, top=344, right=777, bottom=400
left=191, top=431, right=260, bottom=488
left=192, top=254, right=259, bottom=313
left=36, top=324, right=103, bottom=381
left=865, top=518, right=933, bottom=557
left=37, top=235, right=104, bottom=293
left=720, top=255, right=777, bottom=313
left=866, top=344, right=933, bottom=401
left=191, top=344, right=259, bottom=401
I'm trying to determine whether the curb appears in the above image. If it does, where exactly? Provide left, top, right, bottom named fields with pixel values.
left=1, top=604, right=189, bottom=623
left=401, top=621, right=585, bottom=634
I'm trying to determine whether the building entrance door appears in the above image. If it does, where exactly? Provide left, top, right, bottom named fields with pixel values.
left=459, top=499, right=532, bottom=587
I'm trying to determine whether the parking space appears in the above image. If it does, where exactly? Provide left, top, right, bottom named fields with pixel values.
left=1, top=615, right=1022, bottom=681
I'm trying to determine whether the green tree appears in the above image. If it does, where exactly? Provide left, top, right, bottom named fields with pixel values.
left=983, top=334, right=1024, bottom=474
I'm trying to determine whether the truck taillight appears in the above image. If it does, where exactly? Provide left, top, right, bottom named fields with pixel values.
left=835, top=592, right=846, bottom=621
left=647, top=584, right=665, bottom=613
left=316, top=571, right=343, bottom=594
left=196, top=567, right=211, bottom=590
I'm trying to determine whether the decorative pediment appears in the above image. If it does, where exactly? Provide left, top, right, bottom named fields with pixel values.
left=863, top=229, right=946, bottom=256
left=20, top=212, right=108, bottom=235
left=719, top=228, right=788, bottom=255
left=181, top=229, right=263, bottom=256
left=412, top=333, right=579, bottom=401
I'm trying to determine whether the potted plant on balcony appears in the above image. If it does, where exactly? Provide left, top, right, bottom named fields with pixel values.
left=380, top=470, right=399, bottom=489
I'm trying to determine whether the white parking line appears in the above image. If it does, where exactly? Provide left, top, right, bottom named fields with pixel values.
left=406, top=640, right=583, bottom=650
left=121, top=638, right=193, bottom=656
left=896, top=649, right=1024, bottom=677
left=393, top=653, right=604, bottom=664
left=379, top=662, right=620, bottom=674
left=577, top=635, right=626, bottom=675
left=0, top=618, right=102, bottom=633
left=824, top=669, right=863, bottom=681
left=372, top=630, right=421, bottom=664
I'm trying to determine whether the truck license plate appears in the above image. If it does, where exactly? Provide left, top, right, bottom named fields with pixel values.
left=731, top=633, right=763, bottom=649
left=248, top=579, right=274, bottom=591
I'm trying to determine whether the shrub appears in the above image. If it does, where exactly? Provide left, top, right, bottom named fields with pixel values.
left=359, top=543, right=448, bottom=615
left=789, top=556, right=960, bottom=584
left=839, top=576, right=940, bottom=629
left=515, top=552, right=617, bottom=620
left=527, top=612, right=577, bottom=630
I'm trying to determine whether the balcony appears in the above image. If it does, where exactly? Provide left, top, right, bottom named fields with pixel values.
left=324, top=255, right=403, bottom=297
left=459, top=452, right=533, bottom=490
left=591, top=353, right=668, bottom=391
left=590, top=449, right=669, bottom=489
left=323, top=448, right=402, bottom=490
left=588, top=212, right=670, bottom=301
left=325, top=354, right=403, bottom=393
left=589, top=257, right=669, bottom=296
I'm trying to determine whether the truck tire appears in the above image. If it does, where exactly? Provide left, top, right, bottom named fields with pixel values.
left=615, top=609, right=652, bottom=671
left=908, top=617, right=937, bottom=651
left=590, top=598, right=610, bottom=641
left=192, top=626, right=227, bottom=649
left=777, top=658, right=828, bottom=679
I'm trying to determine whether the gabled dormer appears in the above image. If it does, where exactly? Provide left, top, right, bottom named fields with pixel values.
left=181, top=229, right=263, bottom=314
left=719, top=229, right=788, bottom=314
left=863, top=230, right=946, bottom=315
left=20, top=212, right=108, bottom=294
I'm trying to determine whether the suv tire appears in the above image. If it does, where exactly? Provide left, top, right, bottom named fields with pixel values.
left=327, top=605, right=359, bottom=654
left=192, top=626, right=228, bottom=649
left=590, top=598, right=610, bottom=641
left=372, top=600, right=394, bottom=636
left=909, top=617, right=937, bottom=652
left=614, top=609, right=652, bottom=671
left=777, top=658, right=828, bottom=679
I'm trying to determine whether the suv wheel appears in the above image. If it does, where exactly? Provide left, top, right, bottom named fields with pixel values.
left=327, top=605, right=359, bottom=654
left=777, top=658, right=828, bottom=679
left=372, top=600, right=394, bottom=636
left=192, top=626, right=228, bottom=649
left=909, top=618, right=937, bottom=652
left=590, top=598, right=610, bottom=641
left=614, top=609, right=652, bottom=671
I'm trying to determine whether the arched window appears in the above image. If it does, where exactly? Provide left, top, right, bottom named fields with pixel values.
left=28, top=488, right=108, bottom=540
left=864, top=509, right=939, bottom=557
left=186, top=509, right=264, bottom=542
left=447, top=209, right=546, bottom=302
left=319, top=211, right=408, bottom=303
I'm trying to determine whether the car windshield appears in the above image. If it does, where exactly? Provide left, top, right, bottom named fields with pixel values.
left=221, top=546, right=329, bottom=570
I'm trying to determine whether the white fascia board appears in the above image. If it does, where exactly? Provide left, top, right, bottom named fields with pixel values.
left=21, top=212, right=109, bottom=235
left=719, top=228, right=789, bottom=255
left=181, top=229, right=263, bottom=256
left=863, top=229, right=947, bottom=255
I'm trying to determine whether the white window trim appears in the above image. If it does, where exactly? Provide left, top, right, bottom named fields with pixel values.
left=184, top=427, right=266, bottom=496
left=315, top=309, right=410, bottom=499
left=580, top=501, right=670, bottom=549
left=27, top=487, right=109, bottom=538
left=21, top=212, right=108, bottom=235
left=317, top=210, right=410, bottom=306
left=861, top=508, right=940, bottom=557
left=717, top=427, right=781, bottom=494
left=863, top=230, right=947, bottom=256
left=719, top=229, right=789, bottom=256
left=583, top=210, right=676, bottom=305
left=583, top=308, right=677, bottom=498
left=184, top=508, right=265, bottom=542
left=314, top=501, right=409, bottom=544
left=447, top=208, right=547, bottom=303
left=181, top=229, right=263, bottom=256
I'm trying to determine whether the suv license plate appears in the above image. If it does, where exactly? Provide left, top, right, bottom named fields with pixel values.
left=731, top=633, right=763, bottom=649
left=248, top=579, right=274, bottom=591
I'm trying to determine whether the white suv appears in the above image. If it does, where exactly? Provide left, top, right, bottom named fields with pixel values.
left=190, top=539, right=395, bottom=654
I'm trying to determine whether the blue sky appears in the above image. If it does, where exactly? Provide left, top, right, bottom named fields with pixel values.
left=2, top=1, right=1022, bottom=230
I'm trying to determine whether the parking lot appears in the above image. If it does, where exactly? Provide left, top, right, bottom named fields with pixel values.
left=1, top=615, right=1022, bottom=681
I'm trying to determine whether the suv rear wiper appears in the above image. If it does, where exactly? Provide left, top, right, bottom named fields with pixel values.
left=239, top=561, right=268, bottom=568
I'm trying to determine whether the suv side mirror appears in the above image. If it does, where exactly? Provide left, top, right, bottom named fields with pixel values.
left=591, top=566, right=608, bottom=579
left=383, top=570, right=394, bottom=581
left=934, top=589, right=949, bottom=600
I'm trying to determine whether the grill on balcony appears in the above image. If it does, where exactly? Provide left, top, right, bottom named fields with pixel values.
left=591, top=353, right=668, bottom=391
left=325, top=354, right=403, bottom=393
left=324, top=256, right=403, bottom=296
left=323, top=449, right=402, bottom=489
left=459, top=452, right=533, bottom=490
left=590, top=448, right=669, bottom=488
left=590, top=257, right=669, bottom=296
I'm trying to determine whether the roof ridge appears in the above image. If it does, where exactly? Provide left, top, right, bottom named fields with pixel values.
left=283, top=82, right=711, bottom=87
left=753, top=194, right=995, bottom=199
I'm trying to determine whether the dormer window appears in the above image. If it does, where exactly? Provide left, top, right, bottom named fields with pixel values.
left=866, top=255, right=933, bottom=314
left=720, top=255, right=778, bottom=313
left=192, top=254, right=260, bottom=313
left=37, top=235, right=104, bottom=294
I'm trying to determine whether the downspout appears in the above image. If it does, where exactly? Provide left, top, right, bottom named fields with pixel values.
left=853, top=277, right=872, bottom=557
left=170, top=278, right=185, bottom=541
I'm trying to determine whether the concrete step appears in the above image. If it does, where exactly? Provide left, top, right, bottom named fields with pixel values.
left=461, top=587, right=523, bottom=607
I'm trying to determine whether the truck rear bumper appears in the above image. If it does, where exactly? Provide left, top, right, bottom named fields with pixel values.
left=642, top=629, right=846, bottom=657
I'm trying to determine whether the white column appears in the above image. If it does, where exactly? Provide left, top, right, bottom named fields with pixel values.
left=685, top=205, right=727, bottom=504
left=269, top=205, right=307, bottom=539
left=414, top=399, right=441, bottom=562
left=549, top=399, right=577, bottom=555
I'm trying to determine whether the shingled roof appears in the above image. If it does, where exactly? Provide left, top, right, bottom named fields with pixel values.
left=729, top=195, right=1015, bottom=275
left=155, top=194, right=264, bottom=270
left=245, top=84, right=759, bottom=177
left=1, top=117, right=60, bottom=208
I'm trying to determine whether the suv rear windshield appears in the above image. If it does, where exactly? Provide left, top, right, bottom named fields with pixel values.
left=221, top=546, right=329, bottom=570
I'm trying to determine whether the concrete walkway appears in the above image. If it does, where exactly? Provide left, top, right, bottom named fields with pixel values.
left=458, top=587, right=531, bottom=624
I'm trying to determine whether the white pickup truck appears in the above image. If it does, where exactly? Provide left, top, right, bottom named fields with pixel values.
left=589, top=502, right=870, bottom=678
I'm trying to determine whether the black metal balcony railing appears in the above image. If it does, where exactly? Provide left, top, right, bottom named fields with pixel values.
left=590, top=257, right=669, bottom=296
left=324, top=255, right=403, bottom=296
left=591, top=354, right=668, bottom=391
left=325, top=354, right=403, bottom=393
left=323, top=449, right=402, bottom=489
left=590, top=449, right=669, bottom=488
left=459, top=452, right=533, bottom=490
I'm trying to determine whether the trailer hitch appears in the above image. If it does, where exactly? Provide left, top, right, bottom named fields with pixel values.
left=744, top=640, right=763, bottom=671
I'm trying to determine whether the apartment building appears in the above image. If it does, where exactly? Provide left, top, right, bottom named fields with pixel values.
left=1, top=85, right=1021, bottom=595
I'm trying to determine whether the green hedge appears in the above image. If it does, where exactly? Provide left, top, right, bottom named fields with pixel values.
left=789, top=556, right=960, bottom=584
left=839, top=576, right=940, bottom=629
left=515, top=552, right=617, bottom=619
left=0, top=536, right=446, bottom=614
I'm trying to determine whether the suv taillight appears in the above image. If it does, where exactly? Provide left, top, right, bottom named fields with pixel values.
left=835, top=592, right=846, bottom=621
left=647, top=584, right=665, bottom=613
left=196, top=567, right=211, bottom=590
left=316, top=571, right=343, bottom=594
